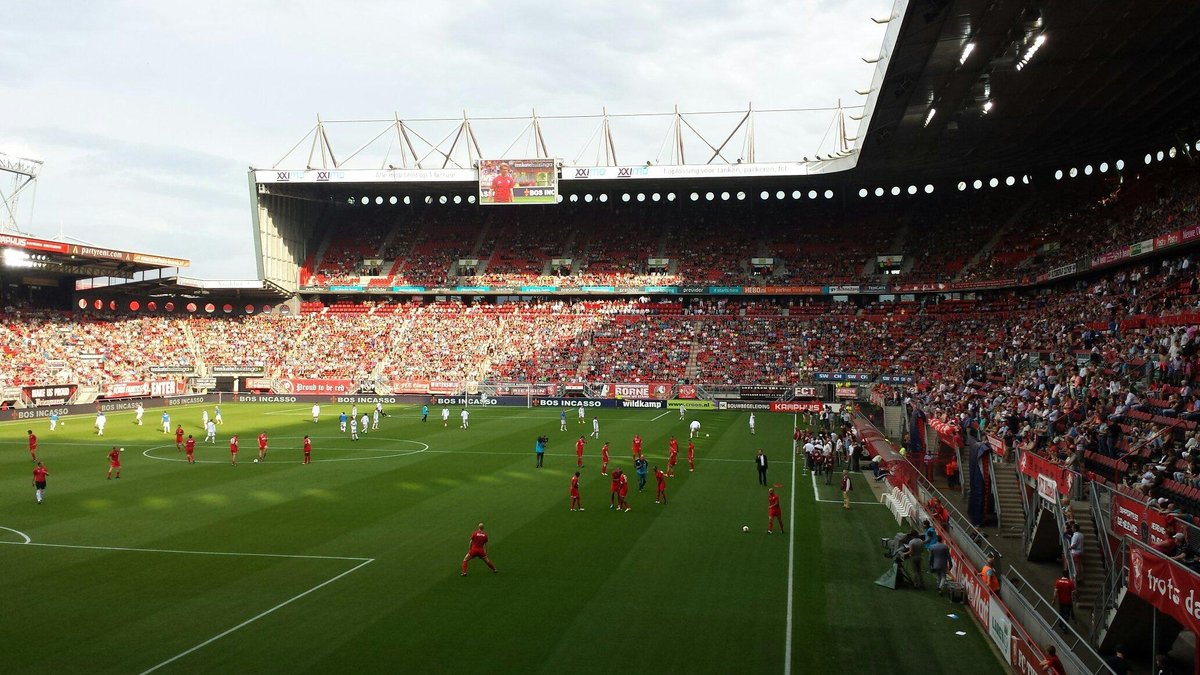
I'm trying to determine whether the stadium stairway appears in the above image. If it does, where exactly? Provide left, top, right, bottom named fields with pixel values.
left=1068, top=499, right=1105, bottom=616
left=992, top=459, right=1026, bottom=539
left=954, top=198, right=1034, bottom=281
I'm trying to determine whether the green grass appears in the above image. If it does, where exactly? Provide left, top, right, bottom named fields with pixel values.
left=0, top=404, right=1005, bottom=674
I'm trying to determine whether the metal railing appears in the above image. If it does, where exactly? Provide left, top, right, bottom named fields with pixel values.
left=1003, top=566, right=1116, bottom=675
left=988, top=452, right=1003, bottom=529
left=1088, top=539, right=1128, bottom=644
left=1088, top=482, right=1114, bottom=571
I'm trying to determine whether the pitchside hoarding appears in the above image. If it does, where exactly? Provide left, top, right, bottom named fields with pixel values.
left=478, top=159, right=558, bottom=205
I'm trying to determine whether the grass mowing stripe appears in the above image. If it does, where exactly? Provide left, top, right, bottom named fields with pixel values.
left=785, top=413, right=797, bottom=675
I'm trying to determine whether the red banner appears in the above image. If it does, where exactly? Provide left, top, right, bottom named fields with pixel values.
left=600, top=382, right=671, bottom=400
left=276, top=379, right=356, bottom=395
left=1128, top=540, right=1200, bottom=636
left=428, top=380, right=460, bottom=395
left=1017, top=451, right=1073, bottom=496
left=770, top=401, right=823, bottom=413
left=676, top=384, right=697, bottom=399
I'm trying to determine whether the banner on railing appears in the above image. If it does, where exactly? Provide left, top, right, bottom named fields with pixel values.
left=1112, top=491, right=1177, bottom=547
left=276, top=379, right=357, bottom=395
left=102, top=380, right=179, bottom=399
left=1128, top=539, right=1200, bottom=637
left=598, top=382, right=670, bottom=400
left=769, top=401, right=823, bottom=413
left=496, top=383, right=556, bottom=396
left=1017, top=451, right=1073, bottom=495
left=23, top=384, right=78, bottom=405
left=676, top=384, right=697, bottom=399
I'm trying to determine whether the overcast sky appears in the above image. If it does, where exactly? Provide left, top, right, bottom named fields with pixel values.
left=1, top=0, right=891, bottom=279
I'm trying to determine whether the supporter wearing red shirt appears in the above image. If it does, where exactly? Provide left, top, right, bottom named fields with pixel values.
left=107, top=447, right=122, bottom=480
left=1054, top=573, right=1076, bottom=629
left=230, top=435, right=239, bottom=466
left=303, top=435, right=312, bottom=464
left=569, top=472, right=583, bottom=511
left=655, top=467, right=667, bottom=504
left=767, top=488, right=784, bottom=534
left=575, top=436, right=586, bottom=467
left=27, top=430, right=37, bottom=462
left=461, top=522, right=498, bottom=575
left=258, top=432, right=269, bottom=461
left=489, top=164, right=516, bottom=203
left=185, top=435, right=196, bottom=464
left=600, top=442, right=610, bottom=476
left=687, top=440, right=696, bottom=472
left=32, top=462, right=48, bottom=504
left=175, top=425, right=185, bottom=451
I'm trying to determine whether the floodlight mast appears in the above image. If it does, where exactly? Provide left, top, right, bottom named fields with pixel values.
left=0, top=150, right=43, bottom=233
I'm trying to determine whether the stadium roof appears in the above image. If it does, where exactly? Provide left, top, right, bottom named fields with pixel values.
left=0, top=232, right=189, bottom=280
left=855, top=0, right=1200, bottom=176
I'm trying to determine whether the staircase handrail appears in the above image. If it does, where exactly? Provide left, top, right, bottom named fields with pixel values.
left=1088, top=538, right=1128, bottom=644
left=1003, top=566, right=1116, bottom=675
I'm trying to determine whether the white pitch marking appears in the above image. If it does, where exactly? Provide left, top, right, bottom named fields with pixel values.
left=141, top=440, right=429, bottom=464
left=0, top=525, right=31, bottom=544
left=138, top=558, right=374, bottom=674
left=809, top=472, right=883, bottom=505
left=0, top=539, right=371, bottom=562
left=651, top=410, right=671, bottom=421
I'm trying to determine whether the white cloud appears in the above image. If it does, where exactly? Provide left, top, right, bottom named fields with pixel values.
left=1, top=0, right=889, bottom=278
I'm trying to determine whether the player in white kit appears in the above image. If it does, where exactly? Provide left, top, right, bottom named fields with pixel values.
left=442, top=407, right=450, bottom=427
left=591, top=417, right=600, bottom=438
left=135, top=403, right=144, bottom=426
left=205, top=420, right=217, bottom=443
left=95, top=412, right=107, bottom=435
left=689, top=419, right=701, bottom=439
left=460, top=408, right=470, bottom=429
left=749, top=413, right=756, bottom=435
left=312, top=404, right=321, bottom=423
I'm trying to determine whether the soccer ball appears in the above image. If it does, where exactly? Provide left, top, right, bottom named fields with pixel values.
left=119, top=447, right=125, bottom=452
left=742, top=525, right=750, bottom=533
left=705, top=433, right=710, bottom=437
left=253, top=458, right=259, bottom=463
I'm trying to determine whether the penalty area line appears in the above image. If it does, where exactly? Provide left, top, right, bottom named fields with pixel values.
left=139, top=557, right=375, bottom=674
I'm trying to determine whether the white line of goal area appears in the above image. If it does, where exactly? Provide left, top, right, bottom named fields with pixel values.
left=809, top=470, right=885, bottom=505
left=0, top=529, right=373, bottom=674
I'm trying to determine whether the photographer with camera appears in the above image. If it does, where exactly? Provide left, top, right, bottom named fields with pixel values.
left=535, top=435, right=548, bottom=468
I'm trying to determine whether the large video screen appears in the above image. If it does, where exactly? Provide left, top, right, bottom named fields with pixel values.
left=478, top=158, right=558, bottom=205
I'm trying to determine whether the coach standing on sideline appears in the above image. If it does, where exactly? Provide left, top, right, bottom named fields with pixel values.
left=755, top=449, right=769, bottom=486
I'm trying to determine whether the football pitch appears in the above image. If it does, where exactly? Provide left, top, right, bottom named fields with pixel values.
left=0, top=403, right=1005, bottom=674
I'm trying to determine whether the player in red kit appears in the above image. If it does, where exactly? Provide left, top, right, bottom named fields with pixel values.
left=257, top=432, right=269, bottom=462
left=632, top=434, right=642, bottom=461
left=33, top=462, right=48, bottom=504
left=461, top=522, right=498, bottom=575
left=687, top=439, right=696, bottom=472
left=617, top=471, right=631, bottom=512
left=667, top=437, right=679, bottom=477
left=767, top=488, right=785, bottom=534
left=570, top=471, right=583, bottom=511
left=489, top=163, right=516, bottom=203
left=575, top=436, right=586, bottom=467
left=107, top=447, right=122, bottom=479
left=303, top=435, right=312, bottom=464
left=601, top=442, right=610, bottom=475
left=175, top=425, right=185, bottom=451
left=610, top=468, right=622, bottom=508
left=27, top=430, right=38, bottom=462
left=185, top=435, right=196, bottom=464
left=654, top=466, right=668, bottom=504
left=229, top=434, right=239, bottom=466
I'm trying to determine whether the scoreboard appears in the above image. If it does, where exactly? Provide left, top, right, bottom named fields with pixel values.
left=478, top=158, right=558, bottom=205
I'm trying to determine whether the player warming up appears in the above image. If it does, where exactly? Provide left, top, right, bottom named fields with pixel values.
left=575, top=436, right=586, bottom=468
left=311, top=403, right=320, bottom=424
left=667, top=437, right=679, bottom=477
left=600, top=441, right=610, bottom=475
left=339, top=411, right=348, bottom=432
left=135, top=403, right=144, bottom=426
left=302, top=435, right=312, bottom=464
left=590, top=416, right=600, bottom=439
left=617, top=469, right=631, bottom=512
left=441, top=406, right=450, bottom=427
left=577, top=404, right=586, bottom=425
left=767, top=488, right=785, bottom=534
left=107, top=446, right=122, bottom=479
left=631, top=434, right=643, bottom=461
left=654, top=466, right=668, bottom=504
left=161, top=411, right=170, bottom=434
left=257, top=432, right=269, bottom=462
left=570, top=472, right=583, bottom=511
left=185, top=434, right=196, bottom=464
left=461, top=522, right=498, bottom=576
left=689, top=419, right=701, bottom=439
left=33, top=462, right=48, bottom=504
left=610, top=468, right=622, bottom=509
left=229, top=434, right=239, bottom=466
left=687, top=439, right=696, bottom=472
left=27, top=430, right=38, bottom=462
left=460, top=408, right=470, bottom=429
left=559, top=410, right=567, bottom=432
left=749, top=413, right=756, bottom=435
left=175, top=424, right=185, bottom=451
